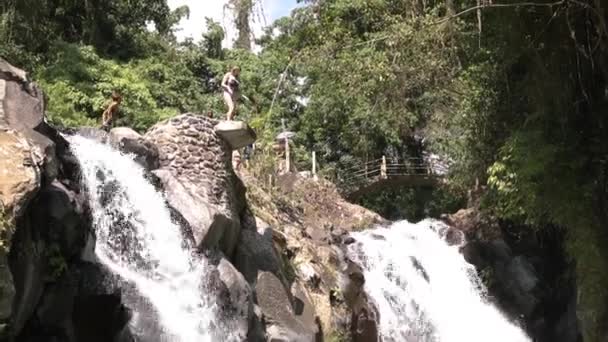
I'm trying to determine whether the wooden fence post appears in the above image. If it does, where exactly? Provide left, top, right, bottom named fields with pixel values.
left=285, top=137, right=290, bottom=174
left=381, top=155, right=387, bottom=179
left=312, top=151, right=317, bottom=180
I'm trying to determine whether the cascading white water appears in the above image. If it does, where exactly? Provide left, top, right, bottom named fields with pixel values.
left=68, top=135, right=229, bottom=342
left=347, top=219, right=531, bottom=342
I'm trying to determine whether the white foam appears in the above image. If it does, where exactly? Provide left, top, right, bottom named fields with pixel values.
left=347, top=219, right=531, bottom=342
left=68, top=135, right=234, bottom=342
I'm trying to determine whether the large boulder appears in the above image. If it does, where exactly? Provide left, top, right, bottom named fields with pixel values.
left=0, top=131, right=42, bottom=218
left=0, top=59, right=138, bottom=341
left=448, top=205, right=581, bottom=342
left=145, top=114, right=246, bottom=256
left=110, top=127, right=160, bottom=170
left=70, top=262, right=137, bottom=342
left=0, top=130, right=44, bottom=336
left=8, top=180, right=89, bottom=337
left=152, top=169, right=236, bottom=252
left=255, top=272, right=319, bottom=342
left=233, top=218, right=283, bottom=284
left=341, top=260, right=379, bottom=342
left=0, top=58, right=45, bottom=131
left=214, top=257, right=255, bottom=340
left=214, top=120, right=257, bottom=150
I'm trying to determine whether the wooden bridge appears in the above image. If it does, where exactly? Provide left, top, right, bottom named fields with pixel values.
left=338, top=156, right=447, bottom=200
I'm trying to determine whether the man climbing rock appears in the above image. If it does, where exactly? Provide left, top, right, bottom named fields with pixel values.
left=221, top=66, right=241, bottom=121
left=232, top=149, right=242, bottom=171
left=101, top=91, right=122, bottom=132
left=243, top=144, right=253, bottom=168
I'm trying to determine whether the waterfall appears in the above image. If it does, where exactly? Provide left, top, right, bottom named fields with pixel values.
left=347, top=219, right=531, bottom=342
left=67, top=135, right=229, bottom=342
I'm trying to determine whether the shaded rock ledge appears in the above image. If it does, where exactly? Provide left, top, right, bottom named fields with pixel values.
left=443, top=207, right=582, bottom=342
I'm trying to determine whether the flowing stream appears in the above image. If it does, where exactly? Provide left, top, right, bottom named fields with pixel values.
left=347, top=219, right=531, bottom=342
left=68, top=135, right=228, bottom=342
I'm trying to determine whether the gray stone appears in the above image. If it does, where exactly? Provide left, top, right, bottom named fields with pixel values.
left=110, top=127, right=160, bottom=170
left=342, top=260, right=379, bottom=342
left=291, top=281, right=320, bottom=334
left=35, top=272, right=76, bottom=332
left=233, top=223, right=283, bottom=284
left=9, top=220, right=47, bottom=336
left=0, top=58, right=45, bottom=131
left=34, top=181, right=87, bottom=258
left=214, top=120, right=257, bottom=150
left=21, top=129, right=58, bottom=185
left=75, top=127, right=109, bottom=143
left=0, top=130, right=42, bottom=218
left=109, top=127, right=141, bottom=142
left=216, top=257, right=253, bottom=340
left=256, top=272, right=318, bottom=342
left=508, top=256, right=538, bottom=293
left=0, top=58, right=28, bottom=82
left=152, top=169, right=239, bottom=252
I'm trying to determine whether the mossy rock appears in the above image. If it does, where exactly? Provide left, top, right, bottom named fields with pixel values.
left=0, top=204, right=14, bottom=254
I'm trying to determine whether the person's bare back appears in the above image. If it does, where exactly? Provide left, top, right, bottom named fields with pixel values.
left=101, top=91, right=122, bottom=131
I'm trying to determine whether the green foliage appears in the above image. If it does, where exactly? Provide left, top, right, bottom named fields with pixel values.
left=359, top=186, right=465, bottom=222
left=45, top=244, right=67, bottom=281
left=1, top=0, right=172, bottom=62
left=326, top=330, right=350, bottom=342
left=202, top=18, right=225, bottom=59
left=0, top=204, right=12, bottom=254
left=36, top=43, right=217, bottom=131
left=566, top=222, right=608, bottom=342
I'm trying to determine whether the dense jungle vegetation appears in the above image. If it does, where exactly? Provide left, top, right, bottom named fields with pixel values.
left=2, top=0, right=608, bottom=339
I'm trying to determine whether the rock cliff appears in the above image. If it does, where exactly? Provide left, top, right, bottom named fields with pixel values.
left=445, top=207, right=582, bottom=342
left=0, top=58, right=133, bottom=341
left=0, top=58, right=386, bottom=342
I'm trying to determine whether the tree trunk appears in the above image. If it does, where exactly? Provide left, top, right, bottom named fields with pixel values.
left=233, top=0, right=252, bottom=51
left=445, top=0, right=455, bottom=16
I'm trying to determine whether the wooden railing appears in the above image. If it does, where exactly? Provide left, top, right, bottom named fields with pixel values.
left=338, top=156, right=446, bottom=191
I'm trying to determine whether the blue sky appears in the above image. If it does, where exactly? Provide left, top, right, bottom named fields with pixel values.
left=266, top=0, right=299, bottom=20
left=167, top=0, right=299, bottom=45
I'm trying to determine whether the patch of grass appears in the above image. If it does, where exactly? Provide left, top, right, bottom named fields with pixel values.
left=350, top=216, right=377, bottom=232
left=278, top=249, right=298, bottom=285
left=325, top=330, right=350, bottom=342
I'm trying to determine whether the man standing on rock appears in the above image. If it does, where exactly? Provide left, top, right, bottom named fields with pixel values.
left=101, top=91, right=122, bottom=132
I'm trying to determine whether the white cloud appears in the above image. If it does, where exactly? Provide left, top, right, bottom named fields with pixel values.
left=167, top=0, right=287, bottom=48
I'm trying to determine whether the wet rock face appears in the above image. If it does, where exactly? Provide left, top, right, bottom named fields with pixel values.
left=0, top=59, right=136, bottom=342
left=0, top=58, right=45, bottom=131
left=256, top=271, right=320, bottom=342
left=447, top=208, right=581, bottom=342
left=0, top=59, right=52, bottom=339
left=145, top=114, right=245, bottom=256
left=233, top=219, right=283, bottom=284
left=109, top=127, right=159, bottom=171
left=341, top=260, right=379, bottom=342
